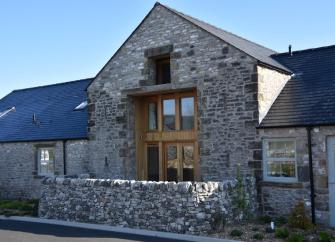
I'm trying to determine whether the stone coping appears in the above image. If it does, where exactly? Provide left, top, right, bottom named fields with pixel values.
left=43, top=177, right=253, bottom=194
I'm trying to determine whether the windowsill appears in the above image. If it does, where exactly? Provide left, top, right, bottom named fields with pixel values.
left=33, top=175, right=46, bottom=179
left=33, top=173, right=55, bottom=179
left=259, top=180, right=303, bottom=189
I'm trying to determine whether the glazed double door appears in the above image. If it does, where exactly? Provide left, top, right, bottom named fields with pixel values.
left=147, top=142, right=198, bottom=182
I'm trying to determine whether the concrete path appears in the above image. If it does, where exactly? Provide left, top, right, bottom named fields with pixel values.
left=0, top=216, right=240, bottom=242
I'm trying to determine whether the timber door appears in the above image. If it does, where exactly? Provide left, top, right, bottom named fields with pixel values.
left=327, top=136, right=335, bottom=227
left=135, top=90, right=199, bottom=182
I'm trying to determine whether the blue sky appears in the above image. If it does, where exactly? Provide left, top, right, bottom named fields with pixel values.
left=0, top=0, right=334, bottom=99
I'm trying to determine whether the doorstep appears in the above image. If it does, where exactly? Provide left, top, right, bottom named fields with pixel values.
left=0, top=216, right=241, bottom=242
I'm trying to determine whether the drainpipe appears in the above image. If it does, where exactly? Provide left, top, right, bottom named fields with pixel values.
left=63, top=140, right=67, bottom=176
left=307, top=127, right=316, bottom=224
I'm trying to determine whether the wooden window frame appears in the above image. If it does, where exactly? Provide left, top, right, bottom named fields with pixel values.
left=136, top=90, right=199, bottom=181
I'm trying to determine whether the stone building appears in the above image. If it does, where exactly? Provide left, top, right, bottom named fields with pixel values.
left=0, top=79, right=92, bottom=198
left=1, top=2, right=335, bottom=226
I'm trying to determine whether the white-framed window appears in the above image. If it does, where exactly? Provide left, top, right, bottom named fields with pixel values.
left=38, top=148, right=55, bottom=176
left=263, top=138, right=297, bottom=182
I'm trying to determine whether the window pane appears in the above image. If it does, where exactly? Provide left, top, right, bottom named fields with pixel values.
left=148, top=102, right=157, bottom=130
left=182, top=145, right=194, bottom=181
left=163, top=99, right=175, bottom=131
left=181, top=97, right=194, bottom=130
left=147, top=145, right=159, bottom=181
left=267, top=141, right=295, bottom=158
left=167, top=145, right=178, bottom=181
left=267, top=161, right=282, bottom=177
left=267, top=160, right=295, bottom=178
left=39, top=149, right=55, bottom=176
left=281, top=161, right=296, bottom=177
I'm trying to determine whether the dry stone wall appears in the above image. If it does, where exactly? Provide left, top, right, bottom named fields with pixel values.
left=39, top=177, right=256, bottom=234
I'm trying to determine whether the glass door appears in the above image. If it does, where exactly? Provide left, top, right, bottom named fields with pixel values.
left=164, top=143, right=195, bottom=182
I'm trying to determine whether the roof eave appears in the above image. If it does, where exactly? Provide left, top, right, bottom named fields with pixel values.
left=257, top=122, right=335, bottom=129
left=257, top=61, right=293, bottom=75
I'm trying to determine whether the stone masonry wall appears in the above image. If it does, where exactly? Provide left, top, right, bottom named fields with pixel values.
left=0, top=140, right=88, bottom=199
left=39, top=177, right=256, bottom=234
left=66, top=140, right=89, bottom=176
left=87, top=4, right=260, bottom=180
left=259, top=126, right=335, bottom=225
left=257, top=66, right=291, bottom=123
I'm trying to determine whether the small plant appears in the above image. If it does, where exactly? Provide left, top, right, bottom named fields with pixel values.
left=0, top=199, right=39, bottom=217
left=230, top=229, right=243, bottom=237
left=319, top=231, right=335, bottom=242
left=253, top=233, right=264, bottom=240
left=275, top=227, right=289, bottom=239
left=276, top=216, right=288, bottom=226
left=258, top=215, right=272, bottom=224
left=288, top=202, right=313, bottom=230
left=286, top=233, right=304, bottom=242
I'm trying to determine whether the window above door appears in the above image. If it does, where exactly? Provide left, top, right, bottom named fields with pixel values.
left=145, top=92, right=197, bottom=133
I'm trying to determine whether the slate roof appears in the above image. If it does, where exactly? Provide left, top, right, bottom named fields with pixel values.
left=0, top=78, right=93, bottom=142
left=260, top=45, right=335, bottom=128
left=158, top=3, right=291, bottom=73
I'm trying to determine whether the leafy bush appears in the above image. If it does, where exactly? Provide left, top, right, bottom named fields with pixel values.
left=286, top=233, right=304, bottom=242
left=275, top=216, right=288, bottom=226
left=230, top=229, right=243, bottom=237
left=253, top=233, right=264, bottom=240
left=319, top=231, right=335, bottom=242
left=275, top=227, right=289, bottom=239
left=258, top=215, right=272, bottom=224
left=288, top=202, right=313, bottom=230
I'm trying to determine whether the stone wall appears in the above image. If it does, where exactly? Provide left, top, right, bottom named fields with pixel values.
left=0, top=140, right=88, bottom=199
left=39, top=177, right=256, bottom=234
left=257, top=66, right=291, bottom=123
left=259, top=126, right=335, bottom=225
left=65, top=140, right=89, bottom=176
left=87, top=4, right=260, bottom=180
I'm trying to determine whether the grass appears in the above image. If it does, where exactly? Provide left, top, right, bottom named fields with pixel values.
left=0, top=199, right=39, bottom=217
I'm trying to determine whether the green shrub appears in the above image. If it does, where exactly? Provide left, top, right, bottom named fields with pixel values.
left=230, top=229, right=243, bottom=237
left=258, top=215, right=272, bottom=224
left=0, top=199, right=39, bottom=217
left=319, top=231, right=335, bottom=242
left=286, top=233, right=304, bottom=242
left=275, top=227, right=289, bottom=239
left=275, top=216, right=288, bottom=226
left=253, top=233, right=264, bottom=240
left=288, top=202, right=313, bottom=230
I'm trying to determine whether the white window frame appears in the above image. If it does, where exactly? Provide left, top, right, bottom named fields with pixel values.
left=37, top=148, right=55, bottom=176
left=263, top=138, right=297, bottom=183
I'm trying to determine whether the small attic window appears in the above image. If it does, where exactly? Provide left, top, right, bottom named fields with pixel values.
left=0, top=107, right=15, bottom=118
left=156, top=56, right=171, bottom=84
left=74, top=101, right=88, bottom=111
